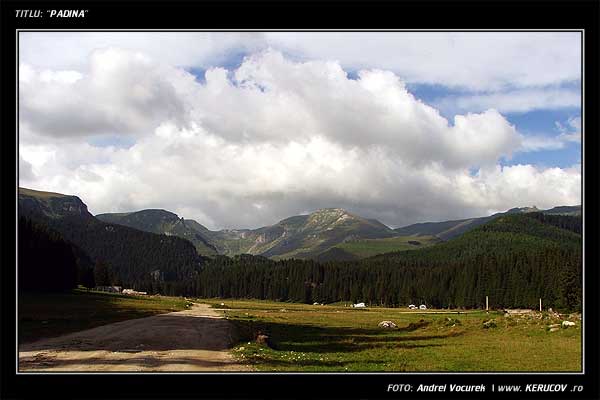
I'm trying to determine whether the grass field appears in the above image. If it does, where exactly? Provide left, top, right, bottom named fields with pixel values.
left=202, top=299, right=582, bottom=372
left=334, top=235, right=440, bottom=258
left=19, top=289, right=190, bottom=344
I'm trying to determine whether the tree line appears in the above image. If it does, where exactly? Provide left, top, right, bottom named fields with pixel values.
left=18, top=212, right=582, bottom=311
left=18, top=217, right=84, bottom=292
left=18, top=213, right=204, bottom=293
left=150, top=214, right=582, bottom=311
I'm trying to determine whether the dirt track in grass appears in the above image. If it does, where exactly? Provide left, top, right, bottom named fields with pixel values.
left=19, top=304, right=252, bottom=372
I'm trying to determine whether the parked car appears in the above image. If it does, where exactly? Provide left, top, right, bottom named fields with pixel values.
left=419, top=304, right=427, bottom=310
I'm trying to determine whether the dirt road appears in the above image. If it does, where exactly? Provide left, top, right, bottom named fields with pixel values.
left=19, top=303, right=252, bottom=372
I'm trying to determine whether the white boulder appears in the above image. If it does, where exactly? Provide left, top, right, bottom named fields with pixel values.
left=378, top=320, right=397, bottom=329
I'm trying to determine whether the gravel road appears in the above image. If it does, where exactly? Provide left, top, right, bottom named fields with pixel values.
left=19, top=303, right=251, bottom=372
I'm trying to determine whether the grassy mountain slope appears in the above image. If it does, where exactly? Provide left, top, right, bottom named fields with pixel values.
left=210, top=208, right=398, bottom=259
left=543, top=205, right=582, bottom=216
left=318, top=235, right=441, bottom=260
left=394, top=217, right=492, bottom=240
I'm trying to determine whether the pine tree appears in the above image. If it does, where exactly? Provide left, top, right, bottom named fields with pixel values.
left=93, top=262, right=111, bottom=286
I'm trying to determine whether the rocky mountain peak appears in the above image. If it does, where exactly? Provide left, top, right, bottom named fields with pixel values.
left=506, top=206, right=540, bottom=214
left=19, top=187, right=92, bottom=219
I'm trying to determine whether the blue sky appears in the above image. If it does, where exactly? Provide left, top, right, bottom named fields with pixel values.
left=503, top=110, right=581, bottom=168
left=405, top=83, right=581, bottom=169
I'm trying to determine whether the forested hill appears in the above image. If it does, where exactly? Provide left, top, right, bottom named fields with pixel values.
left=394, top=205, right=581, bottom=241
left=19, top=217, right=82, bottom=292
left=96, top=209, right=218, bottom=256
left=18, top=188, right=203, bottom=292
left=373, top=212, right=581, bottom=263
left=193, top=213, right=582, bottom=310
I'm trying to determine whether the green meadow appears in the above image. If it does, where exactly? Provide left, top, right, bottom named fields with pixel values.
left=18, top=290, right=581, bottom=372
left=203, top=299, right=582, bottom=372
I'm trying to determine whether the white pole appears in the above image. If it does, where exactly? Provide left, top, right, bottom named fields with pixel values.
left=486, top=295, right=489, bottom=311
left=539, top=298, right=542, bottom=312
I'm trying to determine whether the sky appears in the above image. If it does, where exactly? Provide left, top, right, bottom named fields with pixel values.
left=18, top=32, right=582, bottom=230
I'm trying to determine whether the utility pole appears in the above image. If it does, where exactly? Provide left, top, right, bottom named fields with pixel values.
left=486, top=295, right=489, bottom=311
left=539, top=298, right=542, bottom=312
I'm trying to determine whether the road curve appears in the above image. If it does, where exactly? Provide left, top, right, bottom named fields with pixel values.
left=19, top=303, right=252, bottom=372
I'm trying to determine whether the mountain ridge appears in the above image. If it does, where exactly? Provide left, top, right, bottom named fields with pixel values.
left=96, top=203, right=580, bottom=260
left=96, top=209, right=218, bottom=256
left=96, top=206, right=398, bottom=259
left=20, top=186, right=581, bottom=261
left=192, top=207, right=397, bottom=259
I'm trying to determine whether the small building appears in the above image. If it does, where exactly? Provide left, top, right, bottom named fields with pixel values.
left=122, top=288, right=147, bottom=295
left=95, top=286, right=122, bottom=293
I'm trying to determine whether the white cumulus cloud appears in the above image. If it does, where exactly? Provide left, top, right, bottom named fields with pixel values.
left=19, top=48, right=187, bottom=138
left=18, top=47, right=581, bottom=229
left=20, top=31, right=581, bottom=92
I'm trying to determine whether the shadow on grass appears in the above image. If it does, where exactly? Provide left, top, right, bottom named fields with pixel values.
left=18, top=290, right=186, bottom=344
left=230, top=318, right=464, bottom=354
left=19, top=310, right=164, bottom=345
